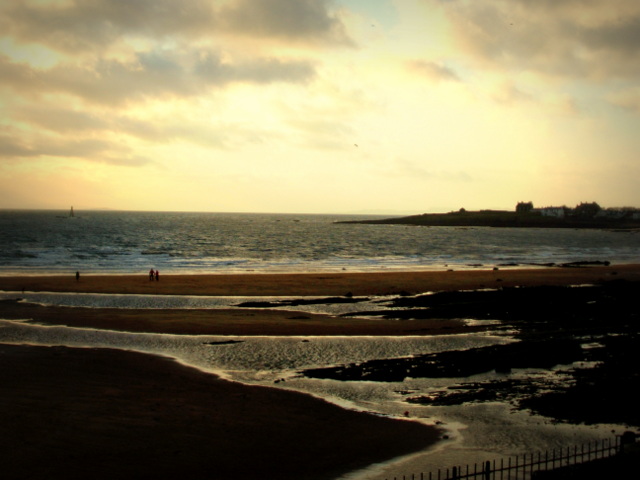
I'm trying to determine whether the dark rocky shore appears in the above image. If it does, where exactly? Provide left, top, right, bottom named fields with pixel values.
left=302, top=280, right=640, bottom=427
left=338, top=210, right=640, bottom=229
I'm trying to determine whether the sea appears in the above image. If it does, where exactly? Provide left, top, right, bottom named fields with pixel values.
left=1, top=209, right=639, bottom=274
left=1, top=209, right=639, bottom=479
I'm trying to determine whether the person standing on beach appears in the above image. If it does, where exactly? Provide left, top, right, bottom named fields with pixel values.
left=75, top=271, right=80, bottom=282
left=149, top=268, right=155, bottom=281
left=155, top=269, right=159, bottom=281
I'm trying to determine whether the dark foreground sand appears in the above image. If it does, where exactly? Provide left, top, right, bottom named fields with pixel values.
left=1, top=266, right=639, bottom=479
left=0, top=344, right=439, bottom=480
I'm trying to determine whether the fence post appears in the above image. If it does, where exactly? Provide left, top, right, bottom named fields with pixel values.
left=544, top=450, right=550, bottom=475
left=387, top=435, right=630, bottom=480
left=483, top=460, right=490, bottom=480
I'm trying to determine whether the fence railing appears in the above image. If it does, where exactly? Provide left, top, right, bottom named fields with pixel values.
left=386, top=435, right=635, bottom=480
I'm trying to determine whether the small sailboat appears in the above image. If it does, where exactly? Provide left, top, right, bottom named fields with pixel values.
left=58, top=206, right=78, bottom=218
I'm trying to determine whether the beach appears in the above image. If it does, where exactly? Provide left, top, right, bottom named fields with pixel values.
left=2, top=264, right=638, bottom=298
left=2, top=265, right=639, bottom=479
left=0, top=344, right=440, bottom=480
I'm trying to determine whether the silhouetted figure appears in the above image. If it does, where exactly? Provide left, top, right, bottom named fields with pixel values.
left=76, top=271, right=80, bottom=282
left=149, top=268, right=155, bottom=281
left=155, top=269, right=159, bottom=281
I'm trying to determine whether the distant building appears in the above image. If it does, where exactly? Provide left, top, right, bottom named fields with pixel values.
left=539, top=207, right=567, bottom=218
left=595, top=209, right=626, bottom=219
left=596, top=207, right=640, bottom=220
left=573, top=202, right=601, bottom=218
left=515, top=201, right=534, bottom=213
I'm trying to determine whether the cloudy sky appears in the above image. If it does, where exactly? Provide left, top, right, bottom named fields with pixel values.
left=1, top=0, right=639, bottom=214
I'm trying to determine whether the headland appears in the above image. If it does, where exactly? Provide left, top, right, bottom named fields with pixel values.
left=338, top=202, right=640, bottom=229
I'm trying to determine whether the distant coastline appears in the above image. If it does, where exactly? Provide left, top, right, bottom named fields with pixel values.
left=338, top=202, right=640, bottom=229
left=337, top=211, right=640, bottom=229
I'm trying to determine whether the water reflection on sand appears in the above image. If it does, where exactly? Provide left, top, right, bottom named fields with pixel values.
left=0, top=292, right=628, bottom=480
left=0, top=291, right=407, bottom=317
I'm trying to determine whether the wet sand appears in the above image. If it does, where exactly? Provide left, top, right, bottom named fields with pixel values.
left=0, top=344, right=439, bottom=480
left=1, top=264, right=638, bottom=298
left=3, top=265, right=637, bottom=336
left=0, top=300, right=470, bottom=336
left=2, top=265, right=639, bottom=479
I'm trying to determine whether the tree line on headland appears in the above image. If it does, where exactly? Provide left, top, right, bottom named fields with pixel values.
left=339, top=202, right=640, bottom=229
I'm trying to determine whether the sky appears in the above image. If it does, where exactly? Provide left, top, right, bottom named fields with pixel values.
left=1, top=0, right=639, bottom=214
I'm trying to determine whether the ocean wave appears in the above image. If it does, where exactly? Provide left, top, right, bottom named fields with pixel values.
left=1, top=211, right=639, bottom=274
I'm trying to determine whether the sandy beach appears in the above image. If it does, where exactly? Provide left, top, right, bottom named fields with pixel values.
left=2, top=264, right=638, bottom=298
left=0, top=344, right=440, bottom=480
left=3, top=265, right=638, bottom=336
left=2, top=265, right=639, bottom=479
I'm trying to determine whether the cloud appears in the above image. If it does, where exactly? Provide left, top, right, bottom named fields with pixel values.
left=0, top=53, right=193, bottom=105
left=13, top=105, right=109, bottom=133
left=218, top=0, right=354, bottom=46
left=0, top=127, right=38, bottom=158
left=0, top=50, right=316, bottom=106
left=7, top=99, right=272, bottom=157
left=580, top=15, right=640, bottom=54
left=194, top=51, right=316, bottom=85
left=0, top=0, right=216, bottom=53
left=0, top=54, right=45, bottom=94
left=440, top=0, right=640, bottom=81
left=406, top=60, right=461, bottom=82
left=491, top=82, right=534, bottom=106
left=0, top=0, right=344, bottom=170
left=0, top=0, right=353, bottom=54
left=0, top=124, right=151, bottom=166
left=0, top=0, right=343, bottom=139
left=607, top=87, right=640, bottom=113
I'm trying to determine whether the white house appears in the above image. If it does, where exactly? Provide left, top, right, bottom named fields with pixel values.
left=539, top=207, right=566, bottom=218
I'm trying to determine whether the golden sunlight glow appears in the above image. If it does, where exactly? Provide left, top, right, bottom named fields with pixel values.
left=1, top=0, right=639, bottom=213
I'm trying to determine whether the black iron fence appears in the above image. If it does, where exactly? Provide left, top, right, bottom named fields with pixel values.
left=386, top=434, right=637, bottom=480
